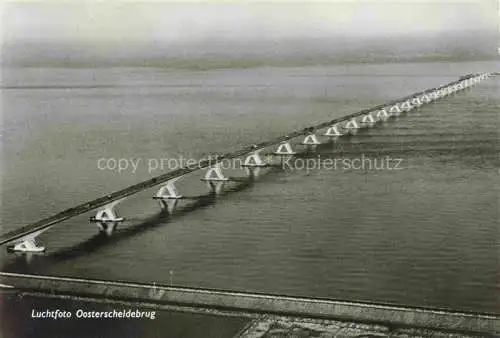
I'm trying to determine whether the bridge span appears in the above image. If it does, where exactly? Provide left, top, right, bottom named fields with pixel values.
left=0, top=72, right=494, bottom=252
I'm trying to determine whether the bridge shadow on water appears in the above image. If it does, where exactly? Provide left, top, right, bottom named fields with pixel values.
left=1, top=167, right=286, bottom=274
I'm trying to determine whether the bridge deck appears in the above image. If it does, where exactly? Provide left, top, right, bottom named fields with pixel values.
left=0, top=74, right=480, bottom=246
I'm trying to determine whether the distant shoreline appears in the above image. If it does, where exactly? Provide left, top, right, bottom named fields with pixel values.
left=3, top=55, right=498, bottom=71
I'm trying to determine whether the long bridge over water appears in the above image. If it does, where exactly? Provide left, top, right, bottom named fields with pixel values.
left=0, top=72, right=494, bottom=253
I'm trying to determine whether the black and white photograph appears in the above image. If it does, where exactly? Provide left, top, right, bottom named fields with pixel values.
left=0, top=0, right=498, bottom=337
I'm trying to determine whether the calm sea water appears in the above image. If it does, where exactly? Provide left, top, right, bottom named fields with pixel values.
left=1, top=61, right=498, bottom=314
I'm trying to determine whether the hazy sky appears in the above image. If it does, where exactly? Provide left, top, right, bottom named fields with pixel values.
left=2, top=0, right=498, bottom=44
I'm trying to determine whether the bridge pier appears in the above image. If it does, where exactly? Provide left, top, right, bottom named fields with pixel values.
left=323, top=124, right=342, bottom=139
left=89, top=199, right=125, bottom=236
left=242, top=150, right=267, bottom=168
left=273, top=141, right=296, bottom=167
left=343, top=118, right=359, bottom=134
left=153, top=179, right=183, bottom=214
left=202, top=163, right=228, bottom=194
left=301, top=133, right=321, bottom=151
left=376, top=109, right=390, bottom=120
left=202, top=163, right=229, bottom=182
left=274, top=141, right=296, bottom=156
left=360, top=114, right=376, bottom=127
left=399, top=100, right=413, bottom=112
left=8, top=233, right=45, bottom=253
left=154, top=179, right=183, bottom=200
left=421, top=93, right=432, bottom=103
left=389, top=104, right=402, bottom=116
left=411, top=97, right=423, bottom=107
left=242, top=151, right=267, bottom=179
